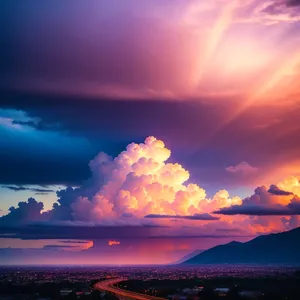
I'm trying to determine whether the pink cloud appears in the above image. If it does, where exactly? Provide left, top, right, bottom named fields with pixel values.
left=226, top=161, right=258, bottom=174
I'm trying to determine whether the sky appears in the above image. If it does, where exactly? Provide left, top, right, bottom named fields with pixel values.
left=0, top=0, right=300, bottom=265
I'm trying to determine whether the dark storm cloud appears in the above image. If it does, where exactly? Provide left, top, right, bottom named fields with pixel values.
left=0, top=225, right=164, bottom=240
left=0, top=90, right=235, bottom=188
left=2, top=185, right=55, bottom=194
left=268, top=184, right=293, bottom=196
left=2, top=88, right=300, bottom=190
left=0, top=105, right=95, bottom=186
left=0, top=153, right=92, bottom=186
left=0, top=224, right=250, bottom=240
left=145, top=213, right=219, bottom=221
left=0, top=91, right=223, bottom=143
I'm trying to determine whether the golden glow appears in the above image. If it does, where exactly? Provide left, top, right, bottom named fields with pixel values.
left=194, top=1, right=239, bottom=85
left=202, top=47, right=300, bottom=144
left=251, top=51, right=300, bottom=100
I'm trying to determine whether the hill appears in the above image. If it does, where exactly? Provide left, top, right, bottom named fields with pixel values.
left=182, top=227, right=300, bottom=265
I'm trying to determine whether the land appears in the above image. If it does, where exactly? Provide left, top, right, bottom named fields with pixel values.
left=0, top=266, right=299, bottom=300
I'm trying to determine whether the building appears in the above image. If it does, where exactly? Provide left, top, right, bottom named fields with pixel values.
left=214, top=288, right=230, bottom=297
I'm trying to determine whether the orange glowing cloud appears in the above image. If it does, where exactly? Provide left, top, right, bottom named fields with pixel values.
left=82, top=240, right=94, bottom=250
left=108, top=240, right=121, bottom=246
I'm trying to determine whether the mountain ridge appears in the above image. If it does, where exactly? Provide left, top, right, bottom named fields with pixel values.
left=182, top=227, right=300, bottom=265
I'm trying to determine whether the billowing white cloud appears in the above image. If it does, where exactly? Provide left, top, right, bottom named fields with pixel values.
left=72, top=137, right=242, bottom=220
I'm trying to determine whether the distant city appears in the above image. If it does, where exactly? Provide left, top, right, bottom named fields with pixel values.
left=0, top=265, right=300, bottom=300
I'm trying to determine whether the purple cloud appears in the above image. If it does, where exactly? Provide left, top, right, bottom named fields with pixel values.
left=144, top=213, right=219, bottom=221
left=261, top=0, right=300, bottom=16
left=268, top=184, right=293, bottom=196
left=214, top=205, right=300, bottom=216
left=0, top=198, right=47, bottom=226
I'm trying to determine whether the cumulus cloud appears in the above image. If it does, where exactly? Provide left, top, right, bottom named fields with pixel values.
left=215, top=177, right=300, bottom=216
left=71, top=137, right=241, bottom=221
left=226, top=161, right=258, bottom=174
left=0, top=198, right=46, bottom=226
left=276, top=176, right=300, bottom=195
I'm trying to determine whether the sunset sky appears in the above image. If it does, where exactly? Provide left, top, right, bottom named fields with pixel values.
left=1, top=0, right=300, bottom=265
